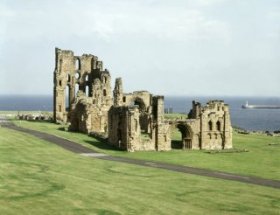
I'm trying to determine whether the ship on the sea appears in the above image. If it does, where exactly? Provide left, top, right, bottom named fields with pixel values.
left=242, top=101, right=280, bottom=109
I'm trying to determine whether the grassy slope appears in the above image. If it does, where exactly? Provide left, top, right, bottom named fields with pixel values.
left=0, top=126, right=280, bottom=215
left=164, top=113, right=188, bottom=120
left=11, top=120, right=280, bottom=180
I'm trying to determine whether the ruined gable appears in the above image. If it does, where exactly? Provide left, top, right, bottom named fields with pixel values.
left=108, top=78, right=171, bottom=152
left=174, top=100, right=233, bottom=150
left=53, top=48, right=112, bottom=124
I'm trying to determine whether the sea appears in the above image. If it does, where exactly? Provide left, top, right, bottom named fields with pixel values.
left=0, top=95, right=280, bottom=132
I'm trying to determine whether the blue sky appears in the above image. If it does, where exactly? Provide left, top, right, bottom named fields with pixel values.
left=0, top=0, right=280, bottom=96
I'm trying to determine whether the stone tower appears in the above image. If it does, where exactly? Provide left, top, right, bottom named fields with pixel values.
left=53, top=48, right=112, bottom=123
left=113, top=78, right=124, bottom=106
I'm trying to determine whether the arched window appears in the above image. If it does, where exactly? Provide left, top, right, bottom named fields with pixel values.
left=86, top=85, right=89, bottom=97
left=67, top=74, right=71, bottom=82
left=208, top=121, right=213, bottom=131
left=75, top=58, right=80, bottom=70
left=216, top=121, right=221, bottom=131
left=103, top=89, right=107, bottom=96
left=85, top=74, right=89, bottom=81
left=65, top=85, right=70, bottom=111
left=59, top=80, right=62, bottom=86
left=104, top=76, right=107, bottom=83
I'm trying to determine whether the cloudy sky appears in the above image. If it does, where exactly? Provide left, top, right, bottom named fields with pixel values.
left=0, top=0, right=279, bottom=96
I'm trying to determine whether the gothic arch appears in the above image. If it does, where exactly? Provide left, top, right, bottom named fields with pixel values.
left=216, top=120, right=222, bottom=131
left=133, top=97, right=146, bottom=112
left=75, top=58, right=81, bottom=70
left=176, top=123, right=194, bottom=149
left=208, top=120, right=213, bottom=131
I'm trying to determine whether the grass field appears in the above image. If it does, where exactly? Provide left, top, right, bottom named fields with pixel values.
left=11, top=119, right=280, bottom=181
left=0, top=126, right=280, bottom=214
left=164, top=113, right=188, bottom=120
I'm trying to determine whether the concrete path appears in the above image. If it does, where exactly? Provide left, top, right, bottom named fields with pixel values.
left=1, top=119, right=280, bottom=189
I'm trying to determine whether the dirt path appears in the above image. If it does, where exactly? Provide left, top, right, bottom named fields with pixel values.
left=2, top=119, right=280, bottom=189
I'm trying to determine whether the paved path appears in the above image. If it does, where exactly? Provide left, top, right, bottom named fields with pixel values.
left=1, top=118, right=280, bottom=189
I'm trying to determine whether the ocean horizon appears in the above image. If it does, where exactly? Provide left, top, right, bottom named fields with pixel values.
left=0, top=95, right=280, bottom=132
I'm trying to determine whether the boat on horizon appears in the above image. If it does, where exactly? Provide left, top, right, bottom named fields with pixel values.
left=242, top=101, right=280, bottom=109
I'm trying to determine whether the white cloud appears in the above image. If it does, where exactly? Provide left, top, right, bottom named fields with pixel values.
left=78, top=4, right=231, bottom=43
left=0, top=2, right=15, bottom=50
left=193, top=0, right=229, bottom=7
left=0, top=0, right=279, bottom=96
left=1, top=1, right=231, bottom=44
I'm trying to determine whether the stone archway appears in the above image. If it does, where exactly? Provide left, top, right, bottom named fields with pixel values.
left=176, top=123, right=194, bottom=149
left=132, top=97, right=148, bottom=132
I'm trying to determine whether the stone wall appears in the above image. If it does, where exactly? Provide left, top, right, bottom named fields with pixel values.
left=53, top=48, right=112, bottom=135
left=53, top=48, right=232, bottom=152
left=175, top=100, right=233, bottom=150
left=53, top=48, right=111, bottom=124
left=108, top=78, right=171, bottom=152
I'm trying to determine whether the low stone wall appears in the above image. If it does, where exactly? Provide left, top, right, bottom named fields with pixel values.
left=17, top=114, right=53, bottom=121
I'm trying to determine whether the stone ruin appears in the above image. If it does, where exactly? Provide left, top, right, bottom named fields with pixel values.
left=17, top=113, right=52, bottom=121
left=172, top=100, right=232, bottom=150
left=108, top=78, right=171, bottom=151
left=53, top=48, right=170, bottom=151
left=53, top=48, right=112, bottom=134
left=53, top=48, right=232, bottom=151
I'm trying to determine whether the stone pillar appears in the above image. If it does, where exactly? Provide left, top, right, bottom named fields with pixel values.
left=200, top=113, right=207, bottom=149
left=223, top=105, right=232, bottom=149
left=153, top=96, right=164, bottom=123
left=153, top=96, right=171, bottom=151
left=53, top=48, right=75, bottom=123
left=113, top=78, right=124, bottom=106
left=69, top=86, right=75, bottom=110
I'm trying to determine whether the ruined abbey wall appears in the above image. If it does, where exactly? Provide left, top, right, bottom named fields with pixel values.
left=53, top=48, right=232, bottom=152
left=176, top=100, right=232, bottom=150
left=108, top=78, right=171, bottom=152
left=53, top=48, right=112, bottom=135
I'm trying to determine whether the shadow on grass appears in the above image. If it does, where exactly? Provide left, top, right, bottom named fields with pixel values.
left=16, top=119, right=54, bottom=124
left=58, top=127, right=67, bottom=131
left=171, top=140, right=183, bottom=149
left=84, top=140, right=123, bottom=151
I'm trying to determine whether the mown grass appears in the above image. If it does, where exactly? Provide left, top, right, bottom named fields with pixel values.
left=0, top=126, right=280, bottom=214
left=11, top=119, right=280, bottom=181
left=164, top=113, right=188, bottom=120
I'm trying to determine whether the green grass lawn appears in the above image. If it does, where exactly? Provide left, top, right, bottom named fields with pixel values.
left=0, top=126, right=280, bottom=214
left=10, top=119, right=280, bottom=181
left=164, top=113, right=188, bottom=120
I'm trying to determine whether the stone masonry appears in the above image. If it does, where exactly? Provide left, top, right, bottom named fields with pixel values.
left=53, top=48, right=112, bottom=133
left=53, top=48, right=171, bottom=151
left=174, top=100, right=232, bottom=150
left=53, top=48, right=232, bottom=151
left=108, top=78, right=171, bottom=152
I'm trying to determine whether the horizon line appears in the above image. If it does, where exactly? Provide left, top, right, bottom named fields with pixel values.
left=0, top=94, right=280, bottom=98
